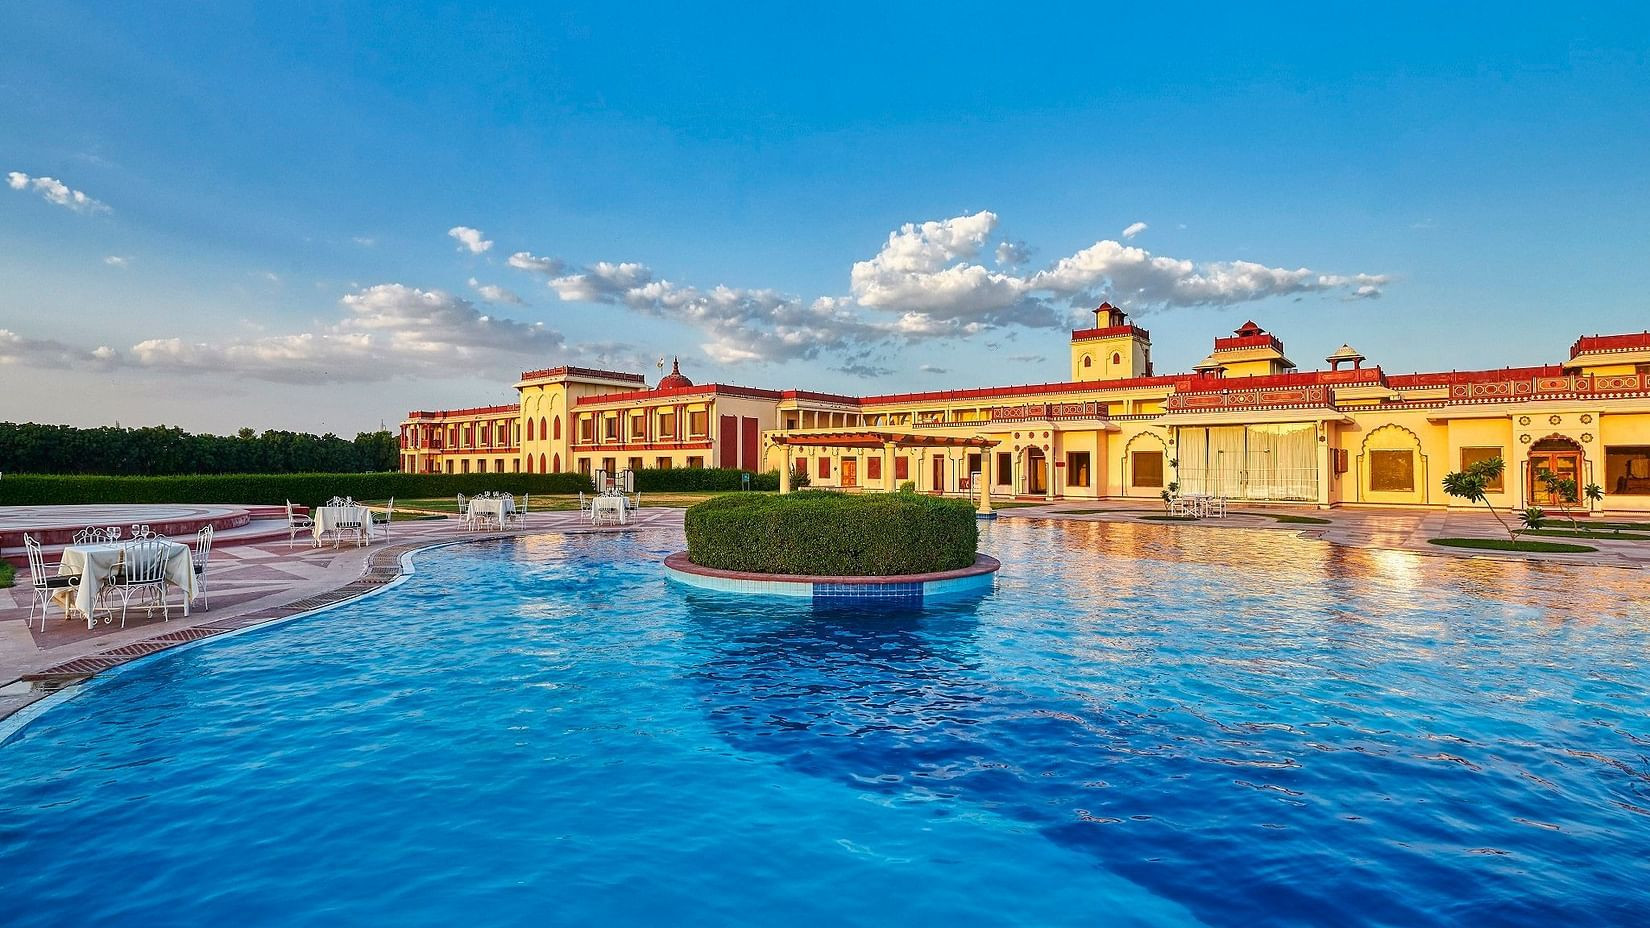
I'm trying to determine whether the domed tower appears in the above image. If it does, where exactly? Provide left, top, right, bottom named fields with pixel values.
left=1070, top=302, right=1153, bottom=382
left=657, top=357, right=694, bottom=390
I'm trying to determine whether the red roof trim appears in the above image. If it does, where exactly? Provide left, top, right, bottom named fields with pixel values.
left=1386, top=365, right=1565, bottom=388
left=859, top=375, right=1181, bottom=405
left=403, top=404, right=518, bottom=419
left=574, top=383, right=783, bottom=406
left=1570, top=332, right=1650, bottom=358
left=1070, top=324, right=1150, bottom=343
left=518, top=365, right=646, bottom=383
left=1212, top=333, right=1285, bottom=352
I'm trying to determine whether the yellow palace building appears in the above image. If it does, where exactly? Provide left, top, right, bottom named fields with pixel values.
left=401, top=306, right=1650, bottom=515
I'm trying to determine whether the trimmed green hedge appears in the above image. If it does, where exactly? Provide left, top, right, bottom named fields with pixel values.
left=684, top=490, right=978, bottom=576
left=633, top=468, right=779, bottom=492
left=0, top=472, right=592, bottom=508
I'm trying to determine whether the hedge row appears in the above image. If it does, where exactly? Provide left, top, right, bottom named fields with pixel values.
left=0, top=472, right=592, bottom=508
left=633, top=468, right=780, bottom=492
left=684, top=490, right=978, bottom=576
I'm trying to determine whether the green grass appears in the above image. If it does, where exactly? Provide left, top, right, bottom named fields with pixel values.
left=1522, top=527, right=1650, bottom=541
left=1428, top=537, right=1597, bottom=553
left=0, top=560, right=14, bottom=589
left=1587, top=521, right=1650, bottom=531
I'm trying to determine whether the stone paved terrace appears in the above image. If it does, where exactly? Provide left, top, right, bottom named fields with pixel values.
left=4, top=501, right=1646, bottom=725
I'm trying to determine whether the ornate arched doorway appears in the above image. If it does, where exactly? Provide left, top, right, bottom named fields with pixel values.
left=1527, top=436, right=1583, bottom=506
left=1024, top=446, right=1048, bottom=495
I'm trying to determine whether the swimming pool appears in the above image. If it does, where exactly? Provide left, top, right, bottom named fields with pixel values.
left=2, top=520, right=1647, bottom=926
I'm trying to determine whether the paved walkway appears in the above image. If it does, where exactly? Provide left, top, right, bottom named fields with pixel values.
left=991, top=501, right=1650, bottom=569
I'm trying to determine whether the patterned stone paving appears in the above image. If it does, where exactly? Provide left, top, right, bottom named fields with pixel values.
left=0, top=508, right=684, bottom=722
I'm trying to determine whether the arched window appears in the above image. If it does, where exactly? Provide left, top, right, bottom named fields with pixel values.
left=1112, top=352, right=1122, bottom=366
left=551, top=453, right=559, bottom=472
left=539, top=453, right=547, bottom=473
left=553, top=416, right=561, bottom=440
left=526, top=455, right=534, bottom=473
left=1082, top=355, right=1092, bottom=368
left=527, top=418, right=535, bottom=442
left=540, top=417, right=548, bottom=441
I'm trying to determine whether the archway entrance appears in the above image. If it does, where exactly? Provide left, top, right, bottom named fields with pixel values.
left=1528, top=438, right=1583, bottom=506
left=1024, top=447, right=1047, bottom=495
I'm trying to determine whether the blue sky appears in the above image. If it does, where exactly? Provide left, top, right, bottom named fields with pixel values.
left=2, top=2, right=1647, bottom=433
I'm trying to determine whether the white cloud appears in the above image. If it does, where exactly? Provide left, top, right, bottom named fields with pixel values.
left=352, top=235, right=377, bottom=247
left=468, top=277, right=525, bottom=304
left=995, top=240, right=1031, bottom=267
left=104, top=255, right=130, bottom=268
left=0, top=329, right=118, bottom=368
left=1121, top=221, right=1148, bottom=239
left=6, top=171, right=110, bottom=214
left=447, top=225, right=493, bottom=254
left=507, top=251, right=564, bottom=275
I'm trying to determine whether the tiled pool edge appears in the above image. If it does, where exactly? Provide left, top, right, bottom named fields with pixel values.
left=663, top=552, right=1000, bottom=604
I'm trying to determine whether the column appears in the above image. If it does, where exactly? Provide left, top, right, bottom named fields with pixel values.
left=883, top=441, right=896, bottom=492
left=779, top=444, right=792, bottom=494
left=978, top=446, right=994, bottom=515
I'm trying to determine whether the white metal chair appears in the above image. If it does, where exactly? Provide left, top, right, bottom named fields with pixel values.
left=1207, top=497, right=1228, bottom=518
left=577, top=491, right=594, bottom=523
left=108, top=538, right=173, bottom=628
left=24, top=534, right=80, bottom=632
left=373, top=497, right=395, bottom=538
left=457, top=493, right=473, bottom=530
left=192, top=524, right=214, bottom=610
left=286, top=500, right=314, bottom=548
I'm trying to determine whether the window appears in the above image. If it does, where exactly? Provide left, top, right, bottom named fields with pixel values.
left=462, top=459, right=471, bottom=474
left=551, top=417, right=559, bottom=440
left=445, top=460, right=454, bottom=474
left=659, top=410, right=676, bottom=438
left=1606, top=445, right=1650, bottom=495
left=895, top=456, right=909, bottom=480
left=1369, top=449, right=1415, bottom=492
left=603, top=416, right=618, bottom=441
left=578, top=416, right=592, bottom=443
left=1459, top=446, right=1505, bottom=491
left=687, top=456, right=704, bottom=468
left=1112, top=352, right=1121, bottom=365
left=688, top=411, right=708, bottom=437
left=630, top=415, right=647, bottom=440
left=997, top=452, right=1012, bottom=484
left=656, top=457, right=672, bottom=469
left=578, top=458, right=591, bottom=476
left=527, top=419, right=536, bottom=442
left=1067, top=451, right=1092, bottom=487
left=496, top=458, right=505, bottom=473
left=628, top=457, right=644, bottom=472
left=1082, top=354, right=1092, bottom=368
left=967, top=453, right=981, bottom=482
left=868, top=456, right=882, bottom=480
left=1131, top=451, right=1163, bottom=488
left=818, top=457, right=831, bottom=478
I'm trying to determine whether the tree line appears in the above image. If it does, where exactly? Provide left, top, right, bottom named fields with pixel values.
left=0, top=422, right=399, bottom=476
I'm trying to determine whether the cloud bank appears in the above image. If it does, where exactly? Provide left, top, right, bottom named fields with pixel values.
left=7, top=171, right=110, bottom=214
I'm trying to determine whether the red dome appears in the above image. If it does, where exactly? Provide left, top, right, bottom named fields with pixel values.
left=658, top=357, right=694, bottom=389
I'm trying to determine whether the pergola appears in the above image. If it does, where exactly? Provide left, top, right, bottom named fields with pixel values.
left=771, top=430, right=1002, bottom=513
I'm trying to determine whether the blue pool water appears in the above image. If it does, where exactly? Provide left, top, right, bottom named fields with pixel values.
left=3, top=520, right=1649, bottom=926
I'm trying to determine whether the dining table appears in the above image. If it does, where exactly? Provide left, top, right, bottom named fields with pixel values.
left=312, top=504, right=375, bottom=547
left=590, top=495, right=628, bottom=526
left=54, top=540, right=197, bottom=628
left=467, top=496, right=515, bottom=527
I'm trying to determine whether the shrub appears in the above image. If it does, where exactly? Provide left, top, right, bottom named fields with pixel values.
left=0, top=472, right=591, bottom=508
left=789, top=467, right=811, bottom=489
left=0, top=560, right=13, bottom=589
left=632, top=468, right=779, bottom=492
left=684, top=490, right=978, bottom=576
left=897, top=480, right=916, bottom=494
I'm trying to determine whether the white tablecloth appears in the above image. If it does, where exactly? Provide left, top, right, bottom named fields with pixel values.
left=591, top=496, right=628, bottom=525
left=313, top=505, right=374, bottom=546
left=56, top=541, right=196, bottom=626
left=468, top=497, right=515, bottom=525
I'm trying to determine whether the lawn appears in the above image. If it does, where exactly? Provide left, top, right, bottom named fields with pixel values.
left=1428, top=537, right=1597, bottom=554
left=1523, top=527, right=1650, bottom=541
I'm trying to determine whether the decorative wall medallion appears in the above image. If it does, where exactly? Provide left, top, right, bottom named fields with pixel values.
left=1582, top=433, right=1594, bottom=443
left=1580, top=413, right=1593, bottom=424
left=1518, top=416, right=1531, bottom=426
left=1548, top=415, right=1562, bottom=426
left=1520, top=434, right=1532, bottom=444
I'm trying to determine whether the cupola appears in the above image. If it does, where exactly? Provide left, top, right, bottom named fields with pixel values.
left=1326, top=344, right=1366, bottom=371
left=657, top=357, right=694, bottom=389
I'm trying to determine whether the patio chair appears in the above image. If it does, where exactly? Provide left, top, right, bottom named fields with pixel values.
left=506, top=494, right=527, bottom=525
left=108, top=537, right=173, bottom=628
left=373, top=497, right=395, bottom=539
left=286, top=500, right=314, bottom=548
left=457, top=493, right=472, bottom=530
left=192, top=524, right=214, bottom=610
left=578, top=491, right=594, bottom=523
left=1207, top=497, right=1228, bottom=518
left=24, top=534, right=80, bottom=632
